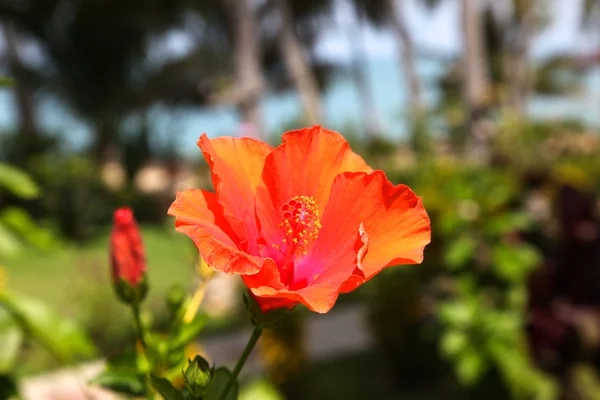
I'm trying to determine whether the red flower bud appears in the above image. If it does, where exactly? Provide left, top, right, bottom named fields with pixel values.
left=110, top=207, right=147, bottom=303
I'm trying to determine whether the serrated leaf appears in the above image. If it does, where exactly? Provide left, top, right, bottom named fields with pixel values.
left=204, top=368, right=238, bottom=400
left=0, top=163, right=39, bottom=199
left=444, top=236, right=477, bottom=269
left=170, top=313, right=208, bottom=350
left=91, top=370, right=146, bottom=396
left=149, top=374, right=185, bottom=400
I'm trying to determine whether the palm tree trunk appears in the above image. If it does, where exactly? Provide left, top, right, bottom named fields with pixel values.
left=275, top=1, right=323, bottom=125
left=505, top=3, right=534, bottom=119
left=227, top=0, right=265, bottom=137
left=2, top=22, right=38, bottom=136
left=385, top=0, right=423, bottom=117
left=461, top=0, right=492, bottom=162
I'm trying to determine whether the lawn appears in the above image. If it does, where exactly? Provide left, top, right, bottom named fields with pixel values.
left=2, top=225, right=201, bottom=373
left=3, top=225, right=197, bottom=313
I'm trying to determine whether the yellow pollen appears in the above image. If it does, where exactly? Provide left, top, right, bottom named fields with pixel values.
left=273, top=195, right=321, bottom=257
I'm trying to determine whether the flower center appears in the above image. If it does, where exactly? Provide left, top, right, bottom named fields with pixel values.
left=273, top=195, right=321, bottom=257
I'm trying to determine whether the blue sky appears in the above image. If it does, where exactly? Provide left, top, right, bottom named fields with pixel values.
left=150, top=0, right=599, bottom=65
left=313, top=0, right=599, bottom=61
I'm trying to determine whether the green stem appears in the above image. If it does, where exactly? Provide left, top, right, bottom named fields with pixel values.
left=219, top=326, right=263, bottom=400
left=131, top=302, right=147, bottom=349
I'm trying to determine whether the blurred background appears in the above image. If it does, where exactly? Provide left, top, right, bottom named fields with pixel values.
left=1, top=0, right=600, bottom=398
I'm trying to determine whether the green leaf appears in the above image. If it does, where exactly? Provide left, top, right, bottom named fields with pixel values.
left=0, top=224, right=22, bottom=258
left=440, top=329, right=468, bottom=359
left=492, top=244, right=541, bottom=282
left=240, top=378, right=285, bottom=400
left=444, top=236, right=477, bottom=269
left=105, top=351, right=150, bottom=375
left=0, top=163, right=39, bottom=199
left=0, top=291, right=96, bottom=363
left=0, top=207, right=55, bottom=250
left=0, top=311, right=23, bottom=373
left=484, top=212, right=532, bottom=237
left=204, top=368, right=238, bottom=400
left=455, top=349, right=487, bottom=386
left=149, top=374, right=185, bottom=400
left=438, top=301, right=474, bottom=329
left=91, top=370, right=146, bottom=396
left=170, top=313, right=208, bottom=350
left=439, top=213, right=466, bottom=236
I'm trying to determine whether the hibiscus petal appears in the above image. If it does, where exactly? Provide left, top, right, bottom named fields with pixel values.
left=255, top=126, right=372, bottom=256
left=198, top=134, right=273, bottom=253
left=168, top=189, right=269, bottom=275
left=296, top=170, right=431, bottom=295
left=249, top=283, right=341, bottom=313
left=246, top=171, right=429, bottom=313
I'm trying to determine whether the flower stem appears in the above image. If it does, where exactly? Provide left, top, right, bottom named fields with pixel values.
left=131, top=302, right=147, bottom=349
left=218, top=326, right=263, bottom=400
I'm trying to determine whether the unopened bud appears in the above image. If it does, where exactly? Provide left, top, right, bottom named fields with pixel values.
left=110, top=207, right=147, bottom=304
left=184, top=355, right=213, bottom=398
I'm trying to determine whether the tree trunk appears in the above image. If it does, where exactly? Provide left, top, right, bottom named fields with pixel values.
left=227, top=0, right=265, bottom=138
left=386, top=0, right=423, bottom=118
left=275, top=1, right=323, bottom=125
left=505, top=2, right=534, bottom=119
left=461, top=0, right=492, bottom=162
left=2, top=22, right=38, bottom=136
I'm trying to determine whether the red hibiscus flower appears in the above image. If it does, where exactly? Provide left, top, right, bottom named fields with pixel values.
left=168, top=126, right=430, bottom=313
left=110, top=207, right=147, bottom=302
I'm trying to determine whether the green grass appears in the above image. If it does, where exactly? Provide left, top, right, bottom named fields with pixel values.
left=3, top=225, right=197, bottom=313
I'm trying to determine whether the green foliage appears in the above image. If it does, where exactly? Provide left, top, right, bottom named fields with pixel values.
left=204, top=368, right=239, bottom=400
left=0, top=162, right=55, bottom=258
left=0, top=290, right=96, bottom=364
left=239, top=379, right=285, bottom=400
left=409, top=159, right=557, bottom=398
left=150, top=374, right=186, bottom=400
left=28, top=154, right=117, bottom=241
left=0, top=162, right=39, bottom=199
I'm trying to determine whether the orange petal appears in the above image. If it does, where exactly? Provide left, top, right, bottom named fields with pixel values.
left=168, top=189, right=270, bottom=275
left=246, top=171, right=429, bottom=313
left=198, top=134, right=273, bottom=254
left=250, top=282, right=342, bottom=313
left=255, top=126, right=372, bottom=252
left=295, top=170, right=430, bottom=294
